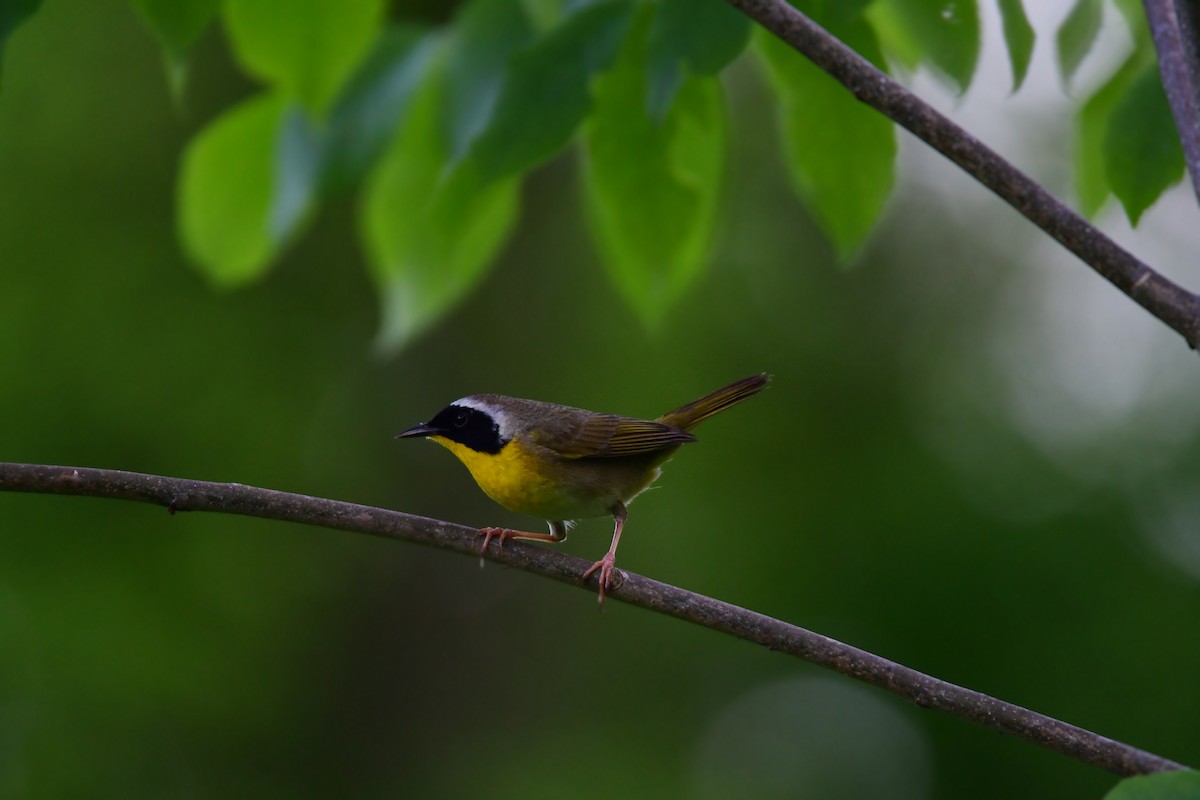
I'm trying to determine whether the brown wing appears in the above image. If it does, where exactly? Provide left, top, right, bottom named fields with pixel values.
left=535, top=413, right=696, bottom=459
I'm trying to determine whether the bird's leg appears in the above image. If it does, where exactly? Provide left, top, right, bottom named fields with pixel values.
left=477, top=521, right=568, bottom=565
left=581, top=502, right=628, bottom=604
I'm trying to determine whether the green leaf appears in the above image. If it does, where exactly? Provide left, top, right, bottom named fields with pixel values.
left=1075, top=52, right=1143, bottom=216
left=790, top=0, right=876, bottom=34
left=872, top=0, right=980, bottom=92
left=583, top=25, right=726, bottom=327
left=467, top=0, right=635, bottom=182
left=362, top=63, right=519, bottom=352
left=1056, top=0, right=1102, bottom=86
left=865, top=0, right=922, bottom=71
left=178, top=26, right=438, bottom=286
left=178, top=93, right=297, bottom=285
left=756, top=24, right=896, bottom=257
left=445, top=0, right=537, bottom=159
left=130, top=0, right=218, bottom=59
left=130, top=0, right=220, bottom=100
left=1103, top=65, right=1185, bottom=225
left=996, top=0, right=1035, bottom=91
left=318, top=26, right=442, bottom=191
left=645, top=0, right=751, bottom=119
left=223, top=0, right=385, bottom=114
left=1111, top=0, right=1149, bottom=41
left=1104, top=771, right=1200, bottom=800
left=272, top=106, right=322, bottom=242
left=0, top=0, right=42, bottom=80
left=521, top=0, right=564, bottom=30
left=802, top=2, right=885, bottom=71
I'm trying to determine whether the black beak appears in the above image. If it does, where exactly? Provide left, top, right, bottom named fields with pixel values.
left=395, top=423, right=439, bottom=439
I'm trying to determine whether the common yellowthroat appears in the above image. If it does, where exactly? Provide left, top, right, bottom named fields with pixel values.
left=397, top=374, right=770, bottom=601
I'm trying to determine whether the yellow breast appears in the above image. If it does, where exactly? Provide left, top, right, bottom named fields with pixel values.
left=430, top=435, right=592, bottom=520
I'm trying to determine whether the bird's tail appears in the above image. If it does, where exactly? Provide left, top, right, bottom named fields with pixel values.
left=657, top=374, right=771, bottom=431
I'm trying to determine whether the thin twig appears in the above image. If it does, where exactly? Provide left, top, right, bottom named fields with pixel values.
left=1143, top=0, right=1200, bottom=205
left=724, top=0, right=1200, bottom=350
left=0, top=461, right=1187, bottom=777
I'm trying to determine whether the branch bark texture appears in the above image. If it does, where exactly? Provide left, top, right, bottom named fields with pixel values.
left=0, top=461, right=1188, bottom=778
left=725, top=0, right=1200, bottom=350
left=1143, top=0, right=1200, bottom=205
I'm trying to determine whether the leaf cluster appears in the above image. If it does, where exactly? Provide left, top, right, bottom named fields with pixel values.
left=0, top=0, right=1183, bottom=350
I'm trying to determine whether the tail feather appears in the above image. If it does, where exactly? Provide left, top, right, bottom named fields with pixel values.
left=657, top=373, right=771, bottom=431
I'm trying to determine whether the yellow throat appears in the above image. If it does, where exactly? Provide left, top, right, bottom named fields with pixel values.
left=429, top=435, right=581, bottom=519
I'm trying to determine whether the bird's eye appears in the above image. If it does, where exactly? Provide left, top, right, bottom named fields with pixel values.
left=453, top=410, right=469, bottom=428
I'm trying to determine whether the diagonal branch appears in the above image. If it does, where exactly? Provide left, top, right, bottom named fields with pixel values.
left=724, top=0, right=1200, bottom=351
left=1143, top=0, right=1200, bottom=205
left=0, top=461, right=1187, bottom=777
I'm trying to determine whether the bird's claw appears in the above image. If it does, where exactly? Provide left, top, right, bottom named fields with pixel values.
left=581, top=555, right=619, bottom=605
left=477, top=527, right=515, bottom=568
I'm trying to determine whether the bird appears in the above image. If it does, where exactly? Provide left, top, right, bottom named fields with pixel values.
left=396, top=374, right=770, bottom=601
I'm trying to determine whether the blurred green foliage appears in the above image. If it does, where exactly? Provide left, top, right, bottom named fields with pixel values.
left=4, top=0, right=1180, bottom=352
left=1103, top=66, right=1187, bottom=225
left=1057, top=0, right=1104, bottom=84
left=0, top=0, right=43, bottom=80
left=755, top=22, right=895, bottom=258
left=1108, top=771, right=1200, bottom=799
left=872, top=0, right=981, bottom=91
left=996, top=0, right=1035, bottom=89
left=2, top=0, right=1199, bottom=798
left=583, top=13, right=725, bottom=327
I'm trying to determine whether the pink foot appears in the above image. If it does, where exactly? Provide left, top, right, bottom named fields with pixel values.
left=581, top=554, right=618, bottom=604
left=477, top=526, right=517, bottom=558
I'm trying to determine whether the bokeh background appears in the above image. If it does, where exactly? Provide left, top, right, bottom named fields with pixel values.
left=2, top=1, right=1198, bottom=797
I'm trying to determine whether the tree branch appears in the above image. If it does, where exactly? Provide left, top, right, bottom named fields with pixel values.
left=725, top=0, right=1200, bottom=350
left=0, top=461, right=1187, bottom=777
left=1143, top=0, right=1200, bottom=206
